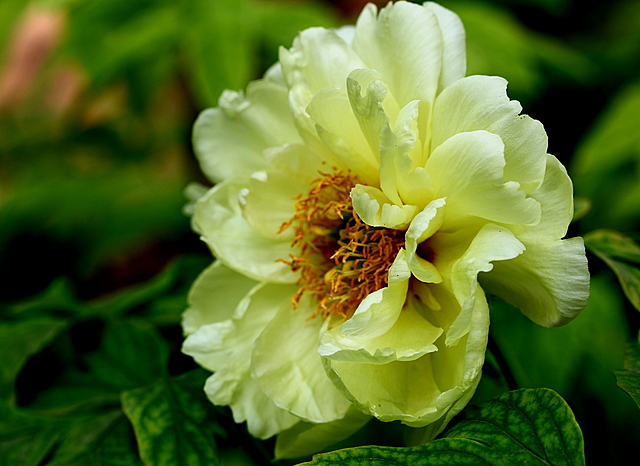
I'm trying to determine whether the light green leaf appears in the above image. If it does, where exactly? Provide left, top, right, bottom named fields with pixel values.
left=571, top=82, right=640, bottom=230
left=182, top=0, right=256, bottom=107
left=302, top=388, right=583, bottom=466
left=614, top=342, right=640, bottom=409
left=0, top=318, right=67, bottom=404
left=584, top=229, right=640, bottom=310
left=121, top=371, right=221, bottom=466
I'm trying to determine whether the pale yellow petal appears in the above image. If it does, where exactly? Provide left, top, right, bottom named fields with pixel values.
left=480, top=237, right=590, bottom=327
left=353, top=2, right=443, bottom=108
left=182, top=261, right=257, bottom=335
left=193, top=79, right=301, bottom=184
left=431, top=75, right=547, bottom=193
left=519, top=154, right=574, bottom=241
left=351, top=184, right=418, bottom=229
left=426, top=130, right=541, bottom=228
left=242, top=169, right=307, bottom=240
left=251, top=296, right=351, bottom=423
left=193, top=179, right=298, bottom=283
left=275, top=408, right=370, bottom=459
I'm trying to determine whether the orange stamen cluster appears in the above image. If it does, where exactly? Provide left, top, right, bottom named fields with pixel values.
left=278, top=171, right=405, bottom=321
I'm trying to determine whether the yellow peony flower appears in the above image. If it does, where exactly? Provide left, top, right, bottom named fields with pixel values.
left=182, top=1, right=589, bottom=458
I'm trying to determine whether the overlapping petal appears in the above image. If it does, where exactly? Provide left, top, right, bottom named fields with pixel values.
left=426, top=130, right=541, bottom=228
left=192, top=178, right=297, bottom=283
left=251, top=295, right=352, bottom=423
left=182, top=261, right=257, bottom=335
left=193, top=80, right=300, bottom=184
left=183, top=283, right=299, bottom=438
left=431, top=75, right=547, bottom=193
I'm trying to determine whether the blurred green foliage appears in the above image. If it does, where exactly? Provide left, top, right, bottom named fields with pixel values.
left=1, top=0, right=640, bottom=464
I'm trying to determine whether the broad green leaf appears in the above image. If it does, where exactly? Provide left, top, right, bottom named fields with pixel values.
left=584, top=229, right=640, bottom=263
left=21, top=319, right=167, bottom=413
left=48, top=410, right=142, bottom=466
left=614, top=342, right=640, bottom=409
left=584, top=229, right=640, bottom=310
left=0, top=318, right=67, bottom=404
left=7, top=256, right=201, bottom=322
left=83, top=319, right=168, bottom=391
left=0, top=408, right=64, bottom=466
left=121, top=371, right=221, bottom=466
left=302, top=388, right=584, bottom=466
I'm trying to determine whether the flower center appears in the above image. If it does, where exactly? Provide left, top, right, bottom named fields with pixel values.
left=278, top=171, right=405, bottom=321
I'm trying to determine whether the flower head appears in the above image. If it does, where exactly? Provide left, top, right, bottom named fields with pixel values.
left=182, top=1, right=589, bottom=458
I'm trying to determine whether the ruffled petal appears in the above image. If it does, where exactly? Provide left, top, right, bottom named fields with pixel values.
left=205, top=374, right=298, bottom=440
left=431, top=75, right=547, bottom=193
left=346, top=69, right=389, bottom=158
left=480, top=237, right=590, bottom=327
left=353, top=2, right=443, bottom=108
left=319, top=292, right=443, bottom=365
left=280, top=27, right=364, bottom=95
left=183, top=283, right=300, bottom=438
left=424, top=1, right=466, bottom=91
left=251, top=295, right=351, bottom=423
left=193, top=79, right=300, bottom=184
left=519, top=154, right=574, bottom=241
left=242, top=169, right=307, bottom=240
left=182, top=261, right=257, bottom=335
left=323, top=284, right=488, bottom=428
left=306, top=87, right=378, bottom=182
left=193, top=179, right=298, bottom=283
left=275, top=408, right=370, bottom=459
left=443, top=223, right=525, bottom=345
left=425, top=130, right=541, bottom=228
left=351, top=184, right=418, bottom=229
left=405, top=199, right=446, bottom=283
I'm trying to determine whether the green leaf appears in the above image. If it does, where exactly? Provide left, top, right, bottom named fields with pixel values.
left=0, top=318, right=67, bottom=404
left=614, top=342, right=640, bottom=409
left=584, top=229, right=640, bottom=310
left=121, top=371, right=221, bottom=466
left=488, top=274, right=636, bottom=461
left=571, top=82, right=640, bottom=230
left=302, top=388, right=584, bottom=466
left=0, top=408, right=64, bottom=466
left=48, top=410, right=142, bottom=466
left=83, top=319, right=168, bottom=391
left=6, top=278, right=82, bottom=318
